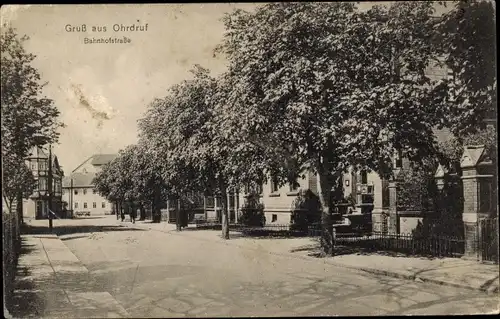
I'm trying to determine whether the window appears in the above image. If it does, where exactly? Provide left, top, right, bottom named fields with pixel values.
left=74, top=202, right=78, bottom=208
left=39, top=178, right=47, bottom=192
left=102, top=202, right=106, bottom=208
left=244, top=182, right=264, bottom=195
left=74, top=189, right=78, bottom=195
left=31, top=162, right=36, bottom=170
left=270, top=175, right=279, bottom=193
left=83, top=202, right=87, bottom=209
left=93, top=189, right=97, bottom=194
left=83, top=189, right=87, bottom=195
left=361, top=171, right=368, bottom=184
left=272, top=214, right=277, bottom=222
left=93, top=202, right=96, bottom=208
left=395, top=150, right=403, bottom=168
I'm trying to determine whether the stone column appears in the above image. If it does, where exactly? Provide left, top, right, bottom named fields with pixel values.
left=460, top=145, right=494, bottom=260
left=388, top=179, right=399, bottom=234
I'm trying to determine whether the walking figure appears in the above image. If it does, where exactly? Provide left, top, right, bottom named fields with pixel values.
left=130, top=209, right=136, bottom=224
left=120, top=210, right=125, bottom=222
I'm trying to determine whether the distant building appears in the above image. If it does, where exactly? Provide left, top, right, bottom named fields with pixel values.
left=24, top=146, right=64, bottom=219
left=62, top=154, right=117, bottom=216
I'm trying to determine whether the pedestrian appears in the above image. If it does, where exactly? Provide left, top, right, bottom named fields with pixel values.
left=120, top=210, right=125, bottom=222
left=130, top=209, right=136, bottom=224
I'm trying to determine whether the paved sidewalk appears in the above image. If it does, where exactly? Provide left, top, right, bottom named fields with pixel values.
left=8, top=234, right=130, bottom=318
left=122, top=219, right=499, bottom=295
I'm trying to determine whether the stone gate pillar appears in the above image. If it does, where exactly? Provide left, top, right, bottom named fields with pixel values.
left=460, top=145, right=495, bottom=259
left=388, top=178, right=400, bottom=234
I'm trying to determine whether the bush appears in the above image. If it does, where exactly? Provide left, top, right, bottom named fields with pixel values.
left=290, top=189, right=322, bottom=232
left=239, top=193, right=266, bottom=227
left=413, top=174, right=464, bottom=239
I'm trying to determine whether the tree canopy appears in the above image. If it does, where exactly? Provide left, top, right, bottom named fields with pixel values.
left=1, top=27, right=62, bottom=214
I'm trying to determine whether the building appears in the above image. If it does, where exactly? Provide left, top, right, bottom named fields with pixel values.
left=62, top=154, right=117, bottom=216
left=23, top=146, right=64, bottom=219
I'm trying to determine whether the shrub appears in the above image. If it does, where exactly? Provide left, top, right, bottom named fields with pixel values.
left=239, top=192, right=266, bottom=227
left=290, top=189, right=322, bottom=232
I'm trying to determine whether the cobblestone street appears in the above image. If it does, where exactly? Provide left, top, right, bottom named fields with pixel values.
left=9, top=216, right=498, bottom=317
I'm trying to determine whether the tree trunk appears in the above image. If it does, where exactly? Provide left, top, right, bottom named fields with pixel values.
left=220, top=187, right=230, bottom=240
left=317, top=168, right=334, bottom=256
left=152, top=187, right=161, bottom=223
left=176, top=198, right=181, bottom=231
left=140, top=203, right=146, bottom=221
left=17, top=192, right=23, bottom=227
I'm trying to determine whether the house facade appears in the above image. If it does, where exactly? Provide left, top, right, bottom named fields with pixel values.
left=62, top=154, right=117, bottom=216
left=23, top=146, right=64, bottom=219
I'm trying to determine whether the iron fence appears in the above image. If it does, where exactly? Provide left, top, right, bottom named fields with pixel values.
left=337, top=232, right=465, bottom=257
left=479, top=217, right=499, bottom=264
left=238, top=224, right=307, bottom=238
left=307, top=223, right=465, bottom=257
left=194, top=219, right=309, bottom=237
left=2, top=212, right=21, bottom=308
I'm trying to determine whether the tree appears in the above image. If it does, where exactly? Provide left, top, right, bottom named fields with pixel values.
left=438, top=125, right=497, bottom=174
left=2, top=155, right=35, bottom=214
left=432, top=0, right=497, bottom=137
left=139, top=65, right=271, bottom=237
left=216, top=2, right=444, bottom=255
left=1, top=27, right=62, bottom=222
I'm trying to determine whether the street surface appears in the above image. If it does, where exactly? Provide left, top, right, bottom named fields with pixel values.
left=22, top=216, right=500, bottom=316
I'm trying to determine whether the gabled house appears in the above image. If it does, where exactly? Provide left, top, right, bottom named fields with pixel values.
left=24, top=146, right=64, bottom=219
left=62, top=154, right=117, bottom=216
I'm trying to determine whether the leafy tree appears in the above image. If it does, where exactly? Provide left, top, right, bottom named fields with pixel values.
left=139, top=65, right=270, bottom=237
left=1, top=27, right=62, bottom=222
left=290, top=190, right=322, bottom=232
left=216, top=2, right=443, bottom=255
left=432, top=0, right=497, bottom=137
left=438, top=126, right=497, bottom=174
left=2, top=155, right=35, bottom=214
left=239, top=192, right=265, bottom=227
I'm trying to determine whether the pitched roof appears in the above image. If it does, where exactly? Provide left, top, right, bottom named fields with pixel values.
left=71, top=153, right=118, bottom=173
left=90, top=154, right=117, bottom=166
left=62, top=172, right=97, bottom=188
left=26, top=146, right=48, bottom=159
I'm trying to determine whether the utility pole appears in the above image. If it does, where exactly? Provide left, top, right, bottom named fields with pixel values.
left=48, top=144, right=53, bottom=232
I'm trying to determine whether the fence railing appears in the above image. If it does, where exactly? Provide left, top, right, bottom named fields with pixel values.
left=338, top=232, right=465, bottom=257
left=479, top=217, right=499, bottom=264
left=194, top=219, right=309, bottom=237
left=2, top=212, right=21, bottom=308
left=308, top=222, right=465, bottom=257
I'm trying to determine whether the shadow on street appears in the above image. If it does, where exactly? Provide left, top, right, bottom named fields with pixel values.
left=21, top=223, right=146, bottom=237
left=7, top=238, right=46, bottom=318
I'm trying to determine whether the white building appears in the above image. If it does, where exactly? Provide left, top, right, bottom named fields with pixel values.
left=62, top=154, right=117, bottom=216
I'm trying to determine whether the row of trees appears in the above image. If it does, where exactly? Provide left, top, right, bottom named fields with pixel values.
left=93, top=1, right=496, bottom=254
left=1, top=27, right=63, bottom=221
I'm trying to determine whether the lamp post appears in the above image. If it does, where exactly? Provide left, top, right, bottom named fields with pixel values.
left=47, top=145, right=53, bottom=231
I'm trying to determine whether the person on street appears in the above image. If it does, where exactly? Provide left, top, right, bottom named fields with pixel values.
left=130, top=209, right=136, bottom=224
left=120, top=210, right=125, bottom=222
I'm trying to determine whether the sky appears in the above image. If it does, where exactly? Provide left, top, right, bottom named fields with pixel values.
left=1, top=2, right=447, bottom=174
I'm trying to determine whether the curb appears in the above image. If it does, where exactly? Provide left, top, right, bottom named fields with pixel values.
left=117, top=221, right=499, bottom=295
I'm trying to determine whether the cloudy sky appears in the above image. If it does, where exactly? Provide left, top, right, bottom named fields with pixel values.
left=1, top=3, right=444, bottom=173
